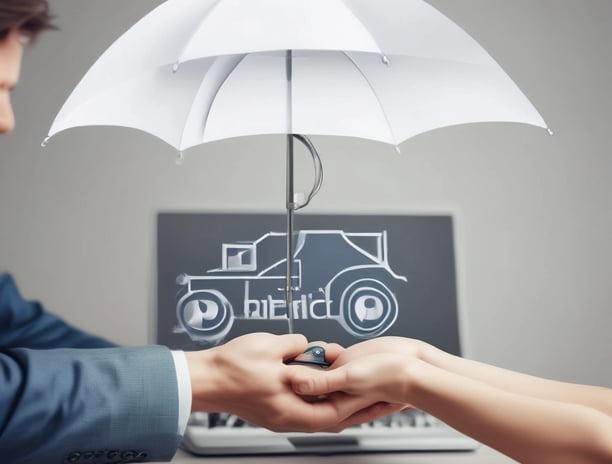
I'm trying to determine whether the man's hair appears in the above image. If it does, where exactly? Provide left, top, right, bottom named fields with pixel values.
left=0, top=0, right=55, bottom=42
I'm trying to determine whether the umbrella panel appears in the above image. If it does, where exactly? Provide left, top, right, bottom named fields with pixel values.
left=50, top=51, right=546, bottom=151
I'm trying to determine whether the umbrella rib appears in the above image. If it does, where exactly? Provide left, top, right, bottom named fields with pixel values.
left=341, top=51, right=398, bottom=145
left=176, top=0, right=224, bottom=65
left=179, top=55, right=247, bottom=149
left=338, top=0, right=384, bottom=55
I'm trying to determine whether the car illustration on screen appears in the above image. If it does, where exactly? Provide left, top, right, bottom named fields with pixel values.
left=175, top=229, right=407, bottom=344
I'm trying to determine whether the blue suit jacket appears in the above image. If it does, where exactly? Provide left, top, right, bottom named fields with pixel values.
left=0, top=274, right=180, bottom=463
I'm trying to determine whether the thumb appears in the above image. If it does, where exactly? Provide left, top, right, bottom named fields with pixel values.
left=291, top=367, right=349, bottom=396
left=277, top=333, right=308, bottom=361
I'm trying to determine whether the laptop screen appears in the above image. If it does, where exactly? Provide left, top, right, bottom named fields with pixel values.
left=157, top=213, right=462, bottom=356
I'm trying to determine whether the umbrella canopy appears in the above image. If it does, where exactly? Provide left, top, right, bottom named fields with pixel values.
left=46, top=0, right=548, bottom=149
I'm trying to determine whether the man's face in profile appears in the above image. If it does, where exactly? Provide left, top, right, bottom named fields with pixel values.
left=0, top=29, right=24, bottom=134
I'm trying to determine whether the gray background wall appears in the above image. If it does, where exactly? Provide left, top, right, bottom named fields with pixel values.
left=1, top=0, right=610, bottom=386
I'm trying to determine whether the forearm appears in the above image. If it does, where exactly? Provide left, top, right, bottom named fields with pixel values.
left=423, top=346, right=612, bottom=415
left=0, top=346, right=180, bottom=463
left=407, top=360, right=612, bottom=464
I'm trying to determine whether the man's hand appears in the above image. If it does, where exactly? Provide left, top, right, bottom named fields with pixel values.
left=185, top=333, right=400, bottom=432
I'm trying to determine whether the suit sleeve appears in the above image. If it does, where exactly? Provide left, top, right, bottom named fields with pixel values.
left=0, top=273, right=115, bottom=349
left=0, top=345, right=181, bottom=464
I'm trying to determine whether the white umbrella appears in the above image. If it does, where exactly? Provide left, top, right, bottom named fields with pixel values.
left=47, top=0, right=548, bottom=147
left=45, top=0, right=549, bottom=331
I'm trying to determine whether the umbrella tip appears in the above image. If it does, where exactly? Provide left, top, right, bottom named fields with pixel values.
left=382, top=54, right=391, bottom=66
left=172, top=61, right=180, bottom=73
left=176, top=151, right=185, bottom=165
left=546, top=127, right=554, bottom=136
left=394, top=145, right=401, bottom=154
left=41, top=136, right=50, bottom=148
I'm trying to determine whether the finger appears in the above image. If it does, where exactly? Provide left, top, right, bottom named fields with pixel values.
left=319, top=342, right=344, bottom=364
left=290, top=367, right=350, bottom=396
left=329, top=402, right=406, bottom=432
left=277, top=333, right=308, bottom=361
left=286, top=392, right=383, bottom=431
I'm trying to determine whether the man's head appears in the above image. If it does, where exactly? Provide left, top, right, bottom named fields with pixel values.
left=0, top=0, right=54, bottom=133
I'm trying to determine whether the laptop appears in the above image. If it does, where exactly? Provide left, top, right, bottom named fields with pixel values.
left=157, top=213, right=478, bottom=455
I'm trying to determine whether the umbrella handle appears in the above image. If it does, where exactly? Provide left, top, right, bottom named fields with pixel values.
left=292, top=134, right=324, bottom=211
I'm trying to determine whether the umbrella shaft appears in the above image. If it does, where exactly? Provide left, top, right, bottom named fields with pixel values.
left=285, top=50, right=295, bottom=334
left=286, top=132, right=295, bottom=334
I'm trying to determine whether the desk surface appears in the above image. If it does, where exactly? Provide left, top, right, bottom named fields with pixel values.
left=161, top=445, right=517, bottom=463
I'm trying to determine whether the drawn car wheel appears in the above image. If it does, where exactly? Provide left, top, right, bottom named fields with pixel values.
left=339, top=278, right=398, bottom=338
left=177, top=290, right=233, bottom=344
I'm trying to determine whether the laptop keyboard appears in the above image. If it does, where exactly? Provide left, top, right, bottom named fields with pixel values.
left=189, top=409, right=445, bottom=430
left=182, top=409, right=479, bottom=455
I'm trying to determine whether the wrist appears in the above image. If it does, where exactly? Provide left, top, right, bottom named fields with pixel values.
left=419, top=341, right=449, bottom=368
left=185, top=349, right=217, bottom=412
left=399, top=358, right=428, bottom=403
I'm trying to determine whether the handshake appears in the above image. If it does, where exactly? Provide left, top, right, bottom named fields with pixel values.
left=184, top=333, right=431, bottom=433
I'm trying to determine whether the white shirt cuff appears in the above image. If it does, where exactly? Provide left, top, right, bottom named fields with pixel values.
left=170, top=350, right=192, bottom=437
